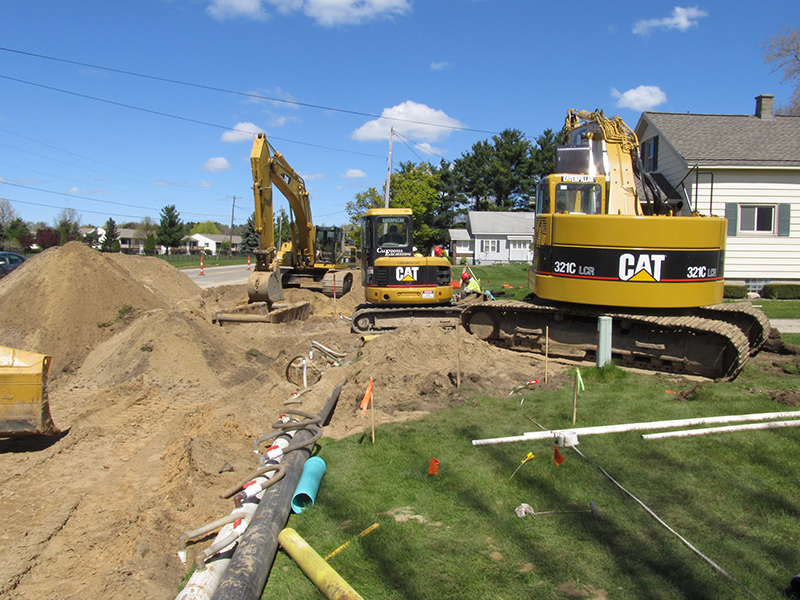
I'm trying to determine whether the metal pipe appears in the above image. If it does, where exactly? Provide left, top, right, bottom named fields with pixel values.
left=278, top=528, right=365, bottom=600
left=210, top=380, right=346, bottom=600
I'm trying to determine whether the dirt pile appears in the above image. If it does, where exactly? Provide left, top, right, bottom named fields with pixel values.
left=0, top=241, right=202, bottom=377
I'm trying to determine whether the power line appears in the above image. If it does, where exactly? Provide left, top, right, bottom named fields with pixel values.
left=0, top=73, right=386, bottom=160
left=1, top=181, right=230, bottom=220
left=2, top=196, right=146, bottom=220
left=0, top=46, right=501, bottom=136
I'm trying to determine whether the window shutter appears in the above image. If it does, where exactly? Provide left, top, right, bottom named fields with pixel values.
left=652, top=136, right=659, bottom=172
left=725, top=203, right=738, bottom=237
left=778, top=203, right=791, bottom=236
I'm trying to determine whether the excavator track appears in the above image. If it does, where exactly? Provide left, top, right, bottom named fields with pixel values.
left=461, top=300, right=761, bottom=380
left=350, top=303, right=466, bottom=334
left=320, top=270, right=354, bottom=298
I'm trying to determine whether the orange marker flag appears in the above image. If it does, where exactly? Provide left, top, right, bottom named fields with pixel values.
left=360, top=378, right=374, bottom=416
left=554, top=445, right=565, bottom=466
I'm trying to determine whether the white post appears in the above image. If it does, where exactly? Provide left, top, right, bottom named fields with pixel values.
left=597, top=315, right=612, bottom=367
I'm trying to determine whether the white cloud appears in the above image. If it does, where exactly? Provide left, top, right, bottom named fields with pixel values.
left=633, top=6, right=708, bottom=35
left=221, top=122, right=263, bottom=143
left=430, top=61, right=450, bottom=71
left=342, top=169, right=367, bottom=179
left=300, top=172, right=326, bottom=181
left=612, top=85, right=668, bottom=111
left=243, top=86, right=299, bottom=108
left=203, top=157, right=231, bottom=172
left=267, top=0, right=411, bottom=26
left=66, top=186, right=108, bottom=195
left=209, top=0, right=410, bottom=25
left=207, top=0, right=268, bottom=20
left=352, top=101, right=464, bottom=143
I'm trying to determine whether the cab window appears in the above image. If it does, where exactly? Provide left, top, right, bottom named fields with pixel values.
left=555, top=183, right=603, bottom=214
left=376, top=217, right=410, bottom=247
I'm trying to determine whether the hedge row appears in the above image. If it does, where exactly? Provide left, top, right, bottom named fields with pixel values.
left=761, top=283, right=800, bottom=299
left=723, top=285, right=748, bottom=299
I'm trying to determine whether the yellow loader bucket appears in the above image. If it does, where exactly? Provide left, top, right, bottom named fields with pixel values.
left=0, top=346, right=57, bottom=436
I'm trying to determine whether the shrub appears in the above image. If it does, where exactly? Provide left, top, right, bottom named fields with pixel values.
left=761, top=283, right=800, bottom=299
left=723, top=285, right=748, bottom=299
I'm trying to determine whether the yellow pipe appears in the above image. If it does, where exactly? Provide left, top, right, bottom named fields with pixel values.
left=278, top=528, right=365, bottom=600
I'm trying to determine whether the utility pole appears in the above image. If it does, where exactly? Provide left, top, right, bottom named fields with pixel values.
left=384, top=127, right=394, bottom=208
left=227, top=195, right=240, bottom=258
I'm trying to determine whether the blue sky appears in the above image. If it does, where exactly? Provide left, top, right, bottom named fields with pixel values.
left=0, top=1, right=795, bottom=229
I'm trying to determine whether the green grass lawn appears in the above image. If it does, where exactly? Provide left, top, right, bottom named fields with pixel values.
left=264, top=362, right=800, bottom=600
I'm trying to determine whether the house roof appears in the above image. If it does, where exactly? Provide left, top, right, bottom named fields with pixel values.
left=448, top=228, right=471, bottom=241
left=638, top=111, right=800, bottom=169
left=467, top=211, right=535, bottom=235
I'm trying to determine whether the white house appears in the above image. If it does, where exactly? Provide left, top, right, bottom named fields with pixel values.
left=635, top=94, right=800, bottom=290
left=191, top=233, right=242, bottom=255
left=94, top=227, right=146, bottom=254
left=448, top=211, right=535, bottom=265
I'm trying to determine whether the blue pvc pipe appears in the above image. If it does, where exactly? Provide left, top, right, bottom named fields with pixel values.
left=292, top=456, right=327, bottom=513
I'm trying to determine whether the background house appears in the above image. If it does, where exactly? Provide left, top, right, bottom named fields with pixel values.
left=635, top=94, right=800, bottom=291
left=449, top=211, right=535, bottom=265
left=190, top=233, right=242, bottom=255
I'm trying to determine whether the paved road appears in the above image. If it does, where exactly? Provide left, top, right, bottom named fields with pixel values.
left=184, top=264, right=251, bottom=289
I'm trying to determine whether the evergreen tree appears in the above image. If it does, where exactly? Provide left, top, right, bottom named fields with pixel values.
left=101, top=218, right=119, bottom=252
left=144, top=232, right=157, bottom=256
left=156, top=205, right=186, bottom=254
left=240, top=212, right=260, bottom=253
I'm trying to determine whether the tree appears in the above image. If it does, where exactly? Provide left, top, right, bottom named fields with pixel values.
left=273, top=207, right=291, bottom=248
left=54, top=208, right=81, bottom=245
left=240, top=212, right=259, bottom=253
left=144, top=233, right=157, bottom=256
left=448, top=129, right=538, bottom=210
left=7, top=218, right=32, bottom=251
left=82, top=228, right=100, bottom=248
left=101, top=218, right=120, bottom=252
left=763, top=25, right=800, bottom=115
left=391, top=162, right=442, bottom=251
left=35, top=227, right=61, bottom=249
left=156, top=205, right=186, bottom=254
left=0, top=199, right=19, bottom=248
left=189, top=221, right=222, bottom=235
left=345, top=187, right=384, bottom=246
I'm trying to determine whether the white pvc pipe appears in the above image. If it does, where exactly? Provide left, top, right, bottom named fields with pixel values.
left=643, top=419, right=800, bottom=440
left=472, top=411, right=800, bottom=445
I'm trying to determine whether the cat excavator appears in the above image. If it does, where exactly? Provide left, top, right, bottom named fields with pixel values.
left=461, top=109, right=769, bottom=379
left=213, top=134, right=356, bottom=324
left=350, top=207, right=463, bottom=332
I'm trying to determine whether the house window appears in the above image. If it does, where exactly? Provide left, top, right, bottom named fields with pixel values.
left=641, top=137, right=658, bottom=172
left=480, top=240, right=499, bottom=253
left=740, top=205, right=775, bottom=234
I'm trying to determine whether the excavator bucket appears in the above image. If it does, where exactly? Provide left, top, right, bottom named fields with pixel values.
left=0, top=346, right=57, bottom=436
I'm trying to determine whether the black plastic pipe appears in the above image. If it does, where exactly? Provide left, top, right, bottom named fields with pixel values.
left=210, top=380, right=345, bottom=600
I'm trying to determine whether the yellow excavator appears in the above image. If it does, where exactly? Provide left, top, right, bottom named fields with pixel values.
left=350, top=207, right=463, bottom=332
left=214, top=134, right=356, bottom=324
left=461, top=109, right=769, bottom=379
